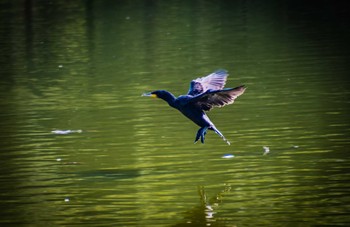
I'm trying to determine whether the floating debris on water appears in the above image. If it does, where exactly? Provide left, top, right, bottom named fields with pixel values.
left=56, top=158, right=62, bottom=162
left=64, top=198, right=70, bottom=202
left=222, top=154, right=234, bottom=159
left=51, top=129, right=82, bottom=135
left=292, top=145, right=299, bottom=149
left=263, top=146, right=270, bottom=155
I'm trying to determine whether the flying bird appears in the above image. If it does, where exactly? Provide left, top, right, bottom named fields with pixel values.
left=142, top=69, right=246, bottom=144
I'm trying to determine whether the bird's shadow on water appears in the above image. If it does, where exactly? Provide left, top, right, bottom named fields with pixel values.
left=172, top=185, right=232, bottom=227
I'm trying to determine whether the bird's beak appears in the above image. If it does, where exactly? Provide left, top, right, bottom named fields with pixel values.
left=141, top=92, right=157, bottom=98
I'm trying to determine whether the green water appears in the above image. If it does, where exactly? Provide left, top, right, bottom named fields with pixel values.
left=1, top=0, right=349, bottom=226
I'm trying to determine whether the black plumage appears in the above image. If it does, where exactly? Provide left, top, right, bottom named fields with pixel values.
left=142, top=69, right=246, bottom=144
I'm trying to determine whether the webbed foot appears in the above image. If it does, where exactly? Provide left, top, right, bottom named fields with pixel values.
left=194, top=127, right=208, bottom=144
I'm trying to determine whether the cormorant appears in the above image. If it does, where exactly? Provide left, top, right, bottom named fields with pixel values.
left=142, top=69, right=246, bottom=145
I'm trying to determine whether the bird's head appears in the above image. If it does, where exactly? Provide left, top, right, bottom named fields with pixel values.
left=142, top=90, right=168, bottom=99
left=142, top=90, right=176, bottom=104
left=142, top=90, right=159, bottom=98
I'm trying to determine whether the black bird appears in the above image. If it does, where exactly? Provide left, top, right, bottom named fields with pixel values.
left=142, top=69, right=246, bottom=144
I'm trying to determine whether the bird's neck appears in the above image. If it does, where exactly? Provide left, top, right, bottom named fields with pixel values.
left=159, top=91, right=176, bottom=107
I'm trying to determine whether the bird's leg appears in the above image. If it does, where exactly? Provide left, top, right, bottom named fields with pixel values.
left=194, top=129, right=201, bottom=144
left=200, top=127, right=208, bottom=143
left=210, top=126, right=231, bottom=145
left=194, top=126, right=209, bottom=144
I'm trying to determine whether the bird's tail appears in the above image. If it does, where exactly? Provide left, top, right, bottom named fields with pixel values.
left=194, top=126, right=231, bottom=145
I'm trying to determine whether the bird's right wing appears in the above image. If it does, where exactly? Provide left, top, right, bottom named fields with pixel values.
left=187, top=69, right=228, bottom=96
left=189, top=85, right=246, bottom=111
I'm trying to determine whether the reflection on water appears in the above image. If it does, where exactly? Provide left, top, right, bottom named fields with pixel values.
left=172, top=185, right=232, bottom=227
left=1, top=0, right=349, bottom=226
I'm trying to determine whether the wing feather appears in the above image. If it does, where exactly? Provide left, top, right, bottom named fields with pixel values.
left=190, top=85, right=246, bottom=111
left=188, top=69, right=228, bottom=96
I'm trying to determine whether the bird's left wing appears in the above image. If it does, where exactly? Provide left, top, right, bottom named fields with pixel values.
left=187, top=69, right=228, bottom=96
left=189, top=85, right=246, bottom=111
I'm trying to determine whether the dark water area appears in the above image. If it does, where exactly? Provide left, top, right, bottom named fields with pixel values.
left=1, top=0, right=350, bottom=226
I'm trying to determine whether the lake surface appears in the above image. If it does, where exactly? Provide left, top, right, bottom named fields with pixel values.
left=1, top=0, right=349, bottom=226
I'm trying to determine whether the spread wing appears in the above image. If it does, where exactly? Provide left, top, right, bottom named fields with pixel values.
left=187, top=69, right=228, bottom=96
left=189, top=85, right=246, bottom=111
